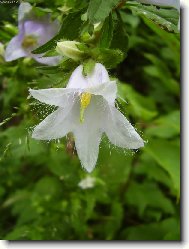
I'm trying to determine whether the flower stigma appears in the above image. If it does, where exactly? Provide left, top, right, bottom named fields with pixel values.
left=22, top=35, right=38, bottom=49
left=80, top=92, right=92, bottom=123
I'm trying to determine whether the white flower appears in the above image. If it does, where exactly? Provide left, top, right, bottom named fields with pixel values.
left=78, top=176, right=96, bottom=189
left=29, top=63, right=144, bottom=172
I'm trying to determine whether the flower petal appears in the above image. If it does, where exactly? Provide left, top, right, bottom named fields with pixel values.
left=87, top=63, right=110, bottom=85
left=104, top=103, right=144, bottom=149
left=29, top=88, right=78, bottom=107
left=5, top=35, right=27, bottom=61
left=33, top=55, right=62, bottom=65
left=32, top=104, right=75, bottom=140
left=38, top=19, right=60, bottom=47
left=87, top=81, right=117, bottom=104
left=24, top=20, right=45, bottom=38
left=73, top=96, right=104, bottom=172
left=67, top=65, right=88, bottom=88
left=24, top=20, right=60, bottom=46
left=67, top=63, right=110, bottom=89
left=18, top=2, right=32, bottom=22
left=74, top=127, right=102, bottom=173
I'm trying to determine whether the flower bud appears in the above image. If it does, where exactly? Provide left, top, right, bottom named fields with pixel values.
left=56, top=41, right=84, bottom=61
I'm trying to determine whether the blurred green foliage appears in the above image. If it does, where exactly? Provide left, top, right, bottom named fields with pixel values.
left=0, top=0, right=180, bottom=240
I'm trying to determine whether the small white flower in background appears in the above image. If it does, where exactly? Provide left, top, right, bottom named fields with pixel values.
left=78, top=176, right=96, bottom=189
left=5, top=2, right=61, bottom=65
left=29, top=63, right=144, bottom=172
left=137, top=0, right=180, bottom=29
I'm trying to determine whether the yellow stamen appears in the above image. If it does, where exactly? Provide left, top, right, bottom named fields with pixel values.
left=22, top=35, right=37, bottom=49
left=80, top=92, right=92, bottom=123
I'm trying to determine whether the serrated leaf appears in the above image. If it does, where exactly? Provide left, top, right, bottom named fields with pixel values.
left=58, top=11, right=84, bottom=40
left=88, top=0, right=121, bottom=24
left=141, top=15, right=180, bottom=61
left=127, top=2, right=179, bottom=33
left=111, top=16, right=129, bottom=54
left=92, top=48, right=124, bottom=68
left=98, top=14, right=114, bottom=48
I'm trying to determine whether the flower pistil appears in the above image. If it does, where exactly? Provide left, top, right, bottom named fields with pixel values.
left=80, top=92, right=92, bottom=123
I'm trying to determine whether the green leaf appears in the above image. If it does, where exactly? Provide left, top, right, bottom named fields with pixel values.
left=134, top=154, right=173, bottom=189
left=92, top=48, right=124, bottom=68
left=163, top=232, right=180, bottom=240
left=98, top=138, right=132, bottom=190
left=110, top=14, right=129, bottom=54
left=0, top=123, right=46, bottom=159
left=121, top=218, right=180, bottom=240
left=98, top=14, right=114, bottom=48
left=58, top=11, right=84, bottom=40
left=34, top=176, right=62, bottom=197
left=36, top=66, right=60, bottom=74
left=141, top=15, right=180, bottom=59
left=143, top=53, right=179, bottom=95
left=43, top=49, right=60, bottom=57
left=83, top=58, right=96, bottom=76
left=32, top=34, right=59, bottom=54
left=32, top=11, right=83, bottom=54
left=126, top=2, right=179, bottom=33
left=145, top=110, right=180, bottom=138
left=125, top=181, right=175, bottom=216
left=0, top=186, right=5, bottom=197
left=144, top=138, right=180, bottom=196
left=5, top=226, right=31, bottom=240
left=105, top=202, right=124, bottom=240
left=46, top=147, right=80, bottom=184
left=118, top=83, right=157, bottom=121
left=88, top=0, right=121, bottom=24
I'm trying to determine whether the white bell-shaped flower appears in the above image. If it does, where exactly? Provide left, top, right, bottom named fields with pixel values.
left=29, top=63, right=144, bottom=172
